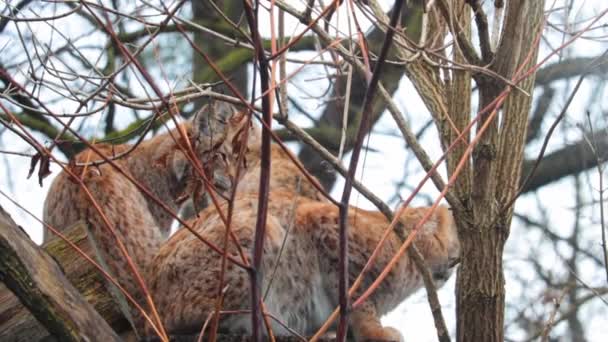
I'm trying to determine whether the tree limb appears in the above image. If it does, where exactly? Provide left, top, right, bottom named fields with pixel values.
left=521, top=128, right=608, bottom=193
left=535, top=54, right=608, bottom=86
left=0, top=206, right=121, bottom=342
left=526, top=86, right=555, bottom=144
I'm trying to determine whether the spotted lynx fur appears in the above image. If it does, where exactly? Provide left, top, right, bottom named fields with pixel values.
left=43, top=102, right=460, bottom=341
left=43, top=101, right=253, bottom=331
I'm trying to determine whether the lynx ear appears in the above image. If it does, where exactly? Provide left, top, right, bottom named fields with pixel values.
left=399, top=206, right=442, bottom=234
left=192, top=100, right=235, bottom=150
left=171, top=151, right=189, bottom=183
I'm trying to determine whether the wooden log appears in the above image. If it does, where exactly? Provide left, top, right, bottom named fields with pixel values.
left=0, top=205, right=121, bottom=341
left=0, top=217, right=130, bottom=341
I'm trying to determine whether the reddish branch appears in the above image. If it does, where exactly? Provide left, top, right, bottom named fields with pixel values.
left=335, top=0, right=406, bottom=340
left=241, top=1, right=274, bottom=340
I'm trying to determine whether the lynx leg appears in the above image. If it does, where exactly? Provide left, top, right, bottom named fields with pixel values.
left=350, top=303, right=403, bottom=342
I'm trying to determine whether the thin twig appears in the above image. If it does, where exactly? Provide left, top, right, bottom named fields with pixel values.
left=583, top=112, right=608, bottom=283
left=540, top=287, right=569, bottom=342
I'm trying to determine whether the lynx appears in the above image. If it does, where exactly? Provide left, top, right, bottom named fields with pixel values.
left=42, top=101, right=255, bottom=332
left=43, top=101, right=460, bottom=341
left=151, top=194, right=458, bottom=341
left=43, top=102, right=252, bottom=239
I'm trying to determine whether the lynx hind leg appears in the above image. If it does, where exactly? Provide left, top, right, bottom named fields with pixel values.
left=350, top=302, right=403, bottom=342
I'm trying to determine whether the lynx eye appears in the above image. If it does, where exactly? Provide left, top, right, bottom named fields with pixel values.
left=213, top=170, right=232, bottom=191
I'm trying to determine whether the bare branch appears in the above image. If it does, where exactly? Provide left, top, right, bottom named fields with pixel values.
left=535, top=54, right=608, bottom=86
left=522, top=128, right=608, bottom=193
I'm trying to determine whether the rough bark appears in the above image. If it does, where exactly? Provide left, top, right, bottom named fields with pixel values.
left=0, top=206, right=121, bottom=342
left=0, top=220, right=128, bottom=341
left=454, top=1, right=545, bottom=341
left=445, top=1, right=473, bottom=208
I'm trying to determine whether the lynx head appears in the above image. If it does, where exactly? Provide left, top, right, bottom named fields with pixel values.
left=171, top=100, right=260, bottom=206
left=399, top=205, right=461, bottom=286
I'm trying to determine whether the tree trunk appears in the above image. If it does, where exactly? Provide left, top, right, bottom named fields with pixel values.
left=456, top=219, right=507, bottom=341
left=454, top=1, right=545, bottom=341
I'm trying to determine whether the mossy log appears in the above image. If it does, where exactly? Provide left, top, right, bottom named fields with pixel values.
left=0, top=206, right=121, bottom=341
